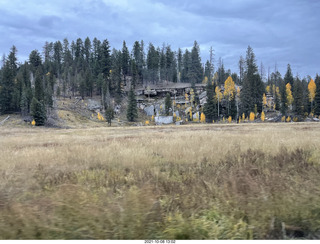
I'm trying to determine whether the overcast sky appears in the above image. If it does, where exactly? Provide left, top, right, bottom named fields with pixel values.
left=0, top=0, right=319, bottom=79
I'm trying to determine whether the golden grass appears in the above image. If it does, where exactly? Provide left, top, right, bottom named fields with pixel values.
left=0, top=123, right=320, bottom=239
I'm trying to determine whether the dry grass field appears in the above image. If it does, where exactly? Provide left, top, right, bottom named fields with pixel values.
left=1, top=123, right=320, bottom=239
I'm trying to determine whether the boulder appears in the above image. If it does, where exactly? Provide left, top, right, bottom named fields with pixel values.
left=155, top=116, right=173, bottom=125
left=185, top=107, right=192, bottom=115
left=199, top=91, right=207, bottom=100
left=87, top=99, right=101, bottom=110
left=193, top=112, right=200, bottom=120
left=144, top=105, right=155, bottom=116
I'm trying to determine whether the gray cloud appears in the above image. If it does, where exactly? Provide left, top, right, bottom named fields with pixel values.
left=0, top=0, right=319, bottom=77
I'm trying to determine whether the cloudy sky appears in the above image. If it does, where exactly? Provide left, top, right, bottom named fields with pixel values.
left=0, top=0, right=319, bottom=78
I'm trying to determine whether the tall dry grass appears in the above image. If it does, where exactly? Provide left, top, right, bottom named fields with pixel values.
left=0, top=123, right=320, bottom=239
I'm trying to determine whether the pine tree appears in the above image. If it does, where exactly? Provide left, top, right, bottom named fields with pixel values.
left=105, top=106, right=114, bottom=126
left=240, top=46, right=264, bottom=116
left=165, top=93, right=172, bottom=116
left=279, top=80, right=288, bottom=115
left=284, top=64, right=294, bottom=88
left=127, top=87, right=137, bottom=122
left=189, top=41, right=203, bottom=84
left=314, top=75, right=320, bottom=116
left=203, top=81, right=217, bottom=122
left=121, top=41, right=130, bottom=78
left=30, top=97, right=46, bottom=125
left=0, top=46, right=18, bottom=113
left=293, top=77, right=304, bottom=117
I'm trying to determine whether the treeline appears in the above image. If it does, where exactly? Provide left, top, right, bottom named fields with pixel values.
left=204, top=46, right=320, bottom=122
left=0, top=37, right=319, bottom=125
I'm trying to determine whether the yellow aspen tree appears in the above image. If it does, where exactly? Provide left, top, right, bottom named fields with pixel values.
left=249, top=112, right=255, bottom=121
left=200, top=112, right=205, bottom=123
left=151, top=115, right=154, bottom=121
left=223, top=117, right=225, bottom=123
left=189, top=108, right=192, bottom=120
left=263, top=93, right=267, bottom=108
left=242, top=113, right=245, bottom=121
left=308, top=78, right=316, bottom=111
left=261, top=111, right=265, bottom=122
left=212, top=120, right=215, bottom=123
left=224, top=76, right=235, bottom=115
left=228, top=116, right=232, bottom=123
left=281, top=116, right=286, bottom=122
left=185, top=93, right=189, bottom=102
left=308, top=78, right=316, bottom=102
left=286, top=83, right=294, bottom=108
left=215, top=86, right=223, bottom=117
left=286, top=116, right=291, bottom=122
left=202, top=76, right=208, bottom=84
left=145, top=120, right=150, bottom=125
left=31, top=119, right=36, bottom=126
left=238, top=117, right=241, bottom=123
left=266, top=85, right=270, bottom=93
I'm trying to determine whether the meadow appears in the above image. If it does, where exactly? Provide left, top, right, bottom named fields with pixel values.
left=0, top=123, right=320, bottom=239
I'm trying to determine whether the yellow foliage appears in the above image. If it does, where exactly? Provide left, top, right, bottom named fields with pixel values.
left=266, top=85, right=270, bottom=93
left=310, top=112, right=314, bottom=117
left=202, top=76, right=208, bottom=84
left=151, top=115, right=154, bottom=122
left=308, top=78, right=316, bottom=102
left=177, top=104, right=181, bottom=109
left=97, top=112, right=105, bottom=121
left=223, top=117, right=225, bottom=123
left=286, top=83, right=293, bottom=106
left=212, top=120, right=214, bottom=123
left=200, top=112, right=206, bottom=123
left=249, top=112, right=255, bottom=121
left=215, top=86, right=223, bottom=102
left=238, top=117, right=241, bottom=123
left=224, top=76, right=235, bottom=100
left=286, top=116, right=291, bottom=122
left=281, top=116, right=286, bottom=122
left=173, top=112, right=176, bottom=118
left=145, top=120, right=150, bottom=125
left=263, top=93, right=267, bottom=106
left=261, top=111, right=265, bottom=122
left=293, top=117, right=298, bottom=122
left=160, top=105, right=163, bottom=111
left=242, top=113, right=245, bottom=121
left=31, top=119, right=36, bottom=126
left=228, top=116, right=232, bottom=123
left=185, top=93, right=189, bottom=101
left=189, top=109, right=192, bottom=120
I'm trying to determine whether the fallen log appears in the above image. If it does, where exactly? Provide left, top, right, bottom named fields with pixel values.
left=0, top=116, right=10, bottom=125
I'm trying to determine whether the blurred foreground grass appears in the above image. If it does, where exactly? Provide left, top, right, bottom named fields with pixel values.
left=0, top=123, right=320, bottom=239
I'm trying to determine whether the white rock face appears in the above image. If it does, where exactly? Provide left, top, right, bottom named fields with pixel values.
left=144, top=105, right=155, bottom=116
left=155, top=116, right=173, bottom=124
